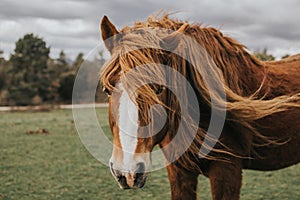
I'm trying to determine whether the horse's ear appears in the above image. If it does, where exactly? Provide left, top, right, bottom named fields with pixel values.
left=100, top=16, right=119, bottom=53
left=160, top=23, right=189, bottom=51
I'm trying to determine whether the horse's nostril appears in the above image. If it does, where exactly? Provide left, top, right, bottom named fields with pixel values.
left=134, top=162, right=146, bottom=187
left=134, top=162, right=147, bottom=188
left=136, top=162, right=145, bottom=173
left=110, top=162, right=122, bottom=179
left=135, top=172, right=144, bottom=181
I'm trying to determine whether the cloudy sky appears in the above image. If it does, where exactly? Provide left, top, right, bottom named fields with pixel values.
left=0, top=0, right=299, bottom=60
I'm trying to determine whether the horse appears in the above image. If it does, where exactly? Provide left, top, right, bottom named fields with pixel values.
left=99, top=14, right=300, bottom=200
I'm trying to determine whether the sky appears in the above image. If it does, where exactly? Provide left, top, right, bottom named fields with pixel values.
left=0, top=0, right=299, bottom=60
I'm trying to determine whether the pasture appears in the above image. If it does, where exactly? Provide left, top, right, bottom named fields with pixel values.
left=0, top=109, right=299, bottom=199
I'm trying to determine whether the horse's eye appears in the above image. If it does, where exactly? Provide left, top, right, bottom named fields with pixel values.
left=155, top=86, right=164, bottom=95
left=103, top=87, right=111, bottom=96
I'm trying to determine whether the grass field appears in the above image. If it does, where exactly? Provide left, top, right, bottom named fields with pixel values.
left=0, top=109, right=299, bottom=200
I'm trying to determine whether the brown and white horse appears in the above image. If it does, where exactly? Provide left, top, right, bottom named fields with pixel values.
left=100, top=14, right=300, bottom=200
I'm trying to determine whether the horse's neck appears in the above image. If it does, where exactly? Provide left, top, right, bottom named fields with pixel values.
left=217, top=54, right=267, bottom=97
left=239, top=61, right=266, bottom=97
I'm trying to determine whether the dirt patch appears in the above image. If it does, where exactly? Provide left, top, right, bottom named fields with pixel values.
left=26, top=128, right=50, bottom=135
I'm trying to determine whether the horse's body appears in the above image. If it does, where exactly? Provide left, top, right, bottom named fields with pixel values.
left=100, top=14, right=300, bottom=200
left=245, top=58, right=300, bottom=170
left=174, top=55, right=300, bottom=199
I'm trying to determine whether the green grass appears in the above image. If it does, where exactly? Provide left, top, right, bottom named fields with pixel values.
left=0, top=109, right=299, bottom=200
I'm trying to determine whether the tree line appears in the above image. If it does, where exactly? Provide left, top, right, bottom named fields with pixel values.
left=0, top=33, right=292, bottom=106
left=0, top=33, right=107, bottom=106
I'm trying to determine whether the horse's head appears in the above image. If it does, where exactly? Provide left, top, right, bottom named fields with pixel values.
left=106, top=82, right=170, bottom=189
left=100, top=16, right=176, bottom=189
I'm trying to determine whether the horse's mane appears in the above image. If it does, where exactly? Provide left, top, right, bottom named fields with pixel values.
left=101, top=14, right=300, bottom=169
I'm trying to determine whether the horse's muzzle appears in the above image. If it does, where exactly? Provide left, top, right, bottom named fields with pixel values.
left=110, top=162, right=147, bottom=189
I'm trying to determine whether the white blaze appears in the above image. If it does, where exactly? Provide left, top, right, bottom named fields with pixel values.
left=118, top=83, right=139, bottom=167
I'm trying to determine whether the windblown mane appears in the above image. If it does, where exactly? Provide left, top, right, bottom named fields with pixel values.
left=101, top=14, right=300, bottom=168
